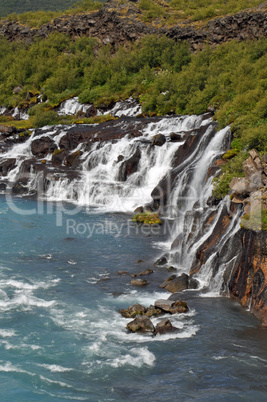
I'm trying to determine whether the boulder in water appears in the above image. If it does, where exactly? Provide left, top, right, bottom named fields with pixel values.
left=130, top=278, right=148, bottom=286
left=154, top=298, right=189, bottom=314
left=164, top=273, right=189, bottom=293
left=160, top=274, right=176, bottom=288
left=152, top=134, right=166, bottom=146
left=145, top=305, right=162, bottom=317
left=137, top=269, right=153, bottom=276
left=120, top=304, right=147, bottom=318
left=155, top=319, right=176, bottom=335
left=154, top=256, right=168, bottom=266
left=127, top=316, right=155, bottom=333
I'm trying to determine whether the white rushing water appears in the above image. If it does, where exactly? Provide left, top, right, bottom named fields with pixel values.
left=1, top=111, right=241, bottom=295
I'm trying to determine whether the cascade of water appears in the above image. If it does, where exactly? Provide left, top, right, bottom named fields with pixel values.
left=0, top=112, right=242, bottom=295
left=58, top=97, right=90, bottom=116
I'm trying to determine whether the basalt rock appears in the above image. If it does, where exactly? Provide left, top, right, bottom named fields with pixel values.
left=31, top=137, right=56, bottom=157
left=0, top=158, right=16, bottom=176
left=117, top=147, right=141, bottom=181
left=226, top=229, right=267, bottom=326
left=152, top=134, right=166, bottom=147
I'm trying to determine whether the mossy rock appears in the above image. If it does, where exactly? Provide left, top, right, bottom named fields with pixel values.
left=222, top=149, right=239, bottom=160
left=52, top=149, right=64, bottom=157
left=131, top=212, right=162, bottom=225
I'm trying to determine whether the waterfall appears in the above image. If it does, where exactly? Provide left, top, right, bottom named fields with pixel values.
left=0, top=112, right=242, bottom=295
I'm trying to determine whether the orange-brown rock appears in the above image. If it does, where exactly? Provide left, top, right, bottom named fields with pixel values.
left=228, top=229, right=267, bottom=326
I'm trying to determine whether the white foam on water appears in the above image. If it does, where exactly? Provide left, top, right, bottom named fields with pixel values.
left=0, top=292, right=56, bottom=312
left=1, top=340, right=42, bottom=351
left=108, top=347, right=155, bottom=368
left=37, top=364, right=73, bottom=372
left=39, top=375, right=73, bottom=389
left=0, top=329, right=16, bottom=338
left=212, top=356, right=227, bottom=360
left=0, top=361, right=35, bottom=376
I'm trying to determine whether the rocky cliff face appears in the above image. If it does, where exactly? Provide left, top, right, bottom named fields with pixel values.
left=227, top=229, right=267, bottom=326
left=0, top=0, right=266, bottom=48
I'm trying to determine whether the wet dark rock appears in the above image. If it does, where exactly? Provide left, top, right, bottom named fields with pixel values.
left=155, top=319, right=176, bottom=335
left=164, top=273, right=189, bottom=293
left=65, top=150, right=83, bottom=168
left=154, top=298, right=189, bottom=314
left=84, top=105, right=97, bottom=117
left=170, top=133, right=183, bottom=142
left=0, top=182, right=7, bottom=191
left=0, top=158, right=16, bottom=176
left=117, top=147, right=141, bottom=181
left=31, top=137, right=56, bottom=157
left=12, top=177, right=31, bottom=195
left=169, top=300, right=189, bottom=314
left=117, top=270, right=130, bottom=275
left=145, top=305, right=162, bottom=318
left=127, top=316, right=155, bottom=333
left=152, top=134, right=166, bottom=146
left=167, top=266, right=177, bottom=272
left=137, top=269, right=153, bottom=276
left=155, top=256, right=168, bottom=266
left=160, top=274, right=176, bottom=288
left=120, top=304, right=147, bottom=318
left=52, top=149, right=66, bottom=165
left=130, top=278, right=148, bottom=286
left=188, top=277, right=199, bottom=289
left=116, top=155, right=124, bottom=163
left=137, top=259, right=143, bottom=263
left=0, top=125, right=17, bottom=136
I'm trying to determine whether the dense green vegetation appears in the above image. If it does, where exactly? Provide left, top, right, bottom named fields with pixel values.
left=138, top=0, right=264, bottom=24
left=0, top=3, right=266, bottom=196
left=0, top=0, right=105, bottom=18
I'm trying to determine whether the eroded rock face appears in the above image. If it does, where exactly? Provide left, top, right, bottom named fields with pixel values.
left=117, top=147, right=141, bottom=181
left=227, top=229, right=267, bottom=326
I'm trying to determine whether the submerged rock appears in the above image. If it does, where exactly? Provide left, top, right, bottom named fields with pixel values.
left=130, top=278, right=148, bottom=286
left=137, top=269, right=153, bottom=276
left=127, top=316, right=155, bottom=333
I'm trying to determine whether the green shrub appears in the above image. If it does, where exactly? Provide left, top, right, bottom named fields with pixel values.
left=32, top=110, right=59, bottom=128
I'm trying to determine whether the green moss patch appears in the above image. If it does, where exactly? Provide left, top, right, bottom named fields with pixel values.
left=131, top=212, right=162, bottom=225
